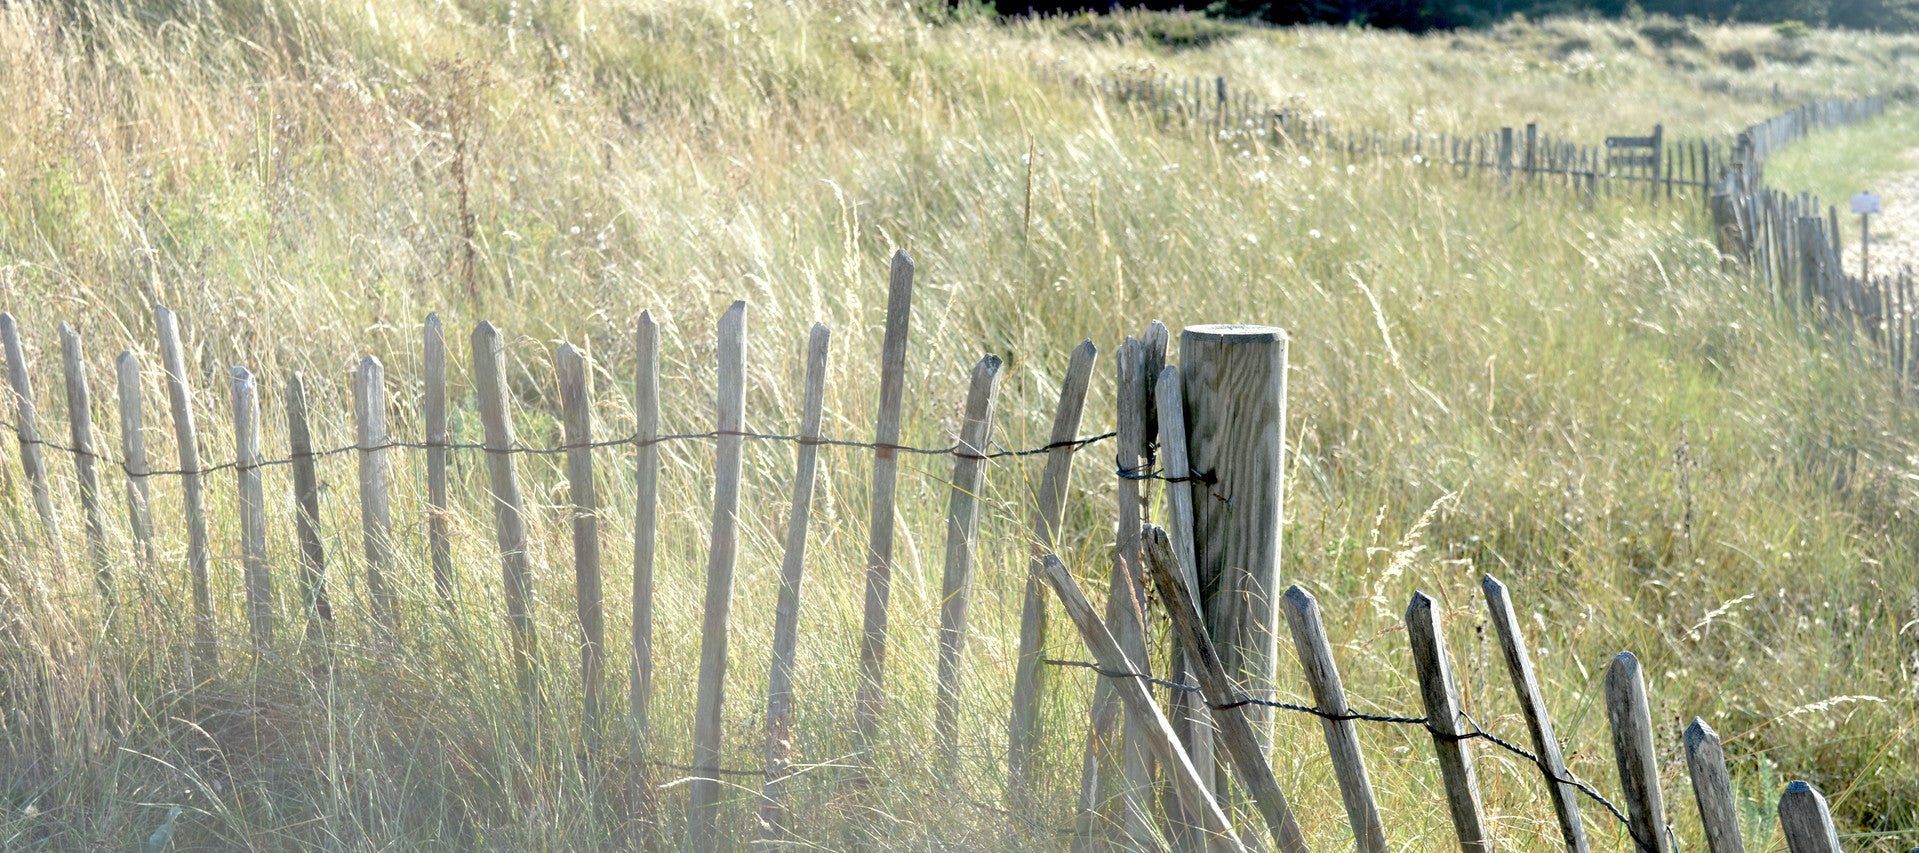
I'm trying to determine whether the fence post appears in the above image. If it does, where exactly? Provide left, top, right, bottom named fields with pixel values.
left=1, top=313, right=56, bottom=536
left=1483, top=574, right=1590, bottom=853
left=1145, top=527, right=1310, bottom=853
left=157, top=306, right=215, bottom=675
left=689, top=301, right=748, bottom=847
left=1684, top=719, right=1746, bottom=853
left=1106, top=334, right=1157, bottom=845
left=354, top=356, right=396, bottom=632
left=1010, top=339, right=1098, bottom=793
left=1778, top=781, right=1844, bottom=853
left=629, top=310, right=661, bottom=826
left=1525, top=122, right=1538, bottom=185
left=1405, top=591, right=1491, bottom=853
left=286, top=372, right=332, bottom=643
left=472, top=320, right=539, bottom=713
left=760, top=323, right=831, bottom=843
left=59, top=324, right=109, bottom=601
left=114, top=351, right=156, bottom=572
left=1606, top=653, right=1673, bottom=853
left=1499, top=127, right=1514, bottom=188
left=1282, top=585, right=1388, bottom=853
left=854, top=251, right=915, bottom=748
left=230, top=366, right=272, bottom=650
left=557, top=343, right=604, bottom=759
left=423, top=312, right=455, bottom=611
left=934, top=352, right=1003, bottom=765
left=1035, top=553, right=1248, bottom=853
left=1179, top=324, right=1287, bottom=748
left=1154, top=363, right=1215, bottom=835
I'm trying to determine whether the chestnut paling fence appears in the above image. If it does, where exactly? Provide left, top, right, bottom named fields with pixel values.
left=0, top=250, right=1887, bottom=852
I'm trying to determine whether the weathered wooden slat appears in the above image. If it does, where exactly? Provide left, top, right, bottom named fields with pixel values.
left=689, top=300, right=748, bottom=847
left=1009, top=338, right=1098, bottom=792
left=557, top=342, right=604, bottom=756
left=1036, top=553, right=1248, bottom=853
left=1482, top=574, right=1589, bottom=853
left=355, top=356, right=396, bottom=632
left=1154, top=363, right=1215, bottom=828
left=60, top=324, right=109, bottom=600
left=1605, top=652, right=1673, bottom=853
left=855, top=250, right=915, bottom=744
left=1684, top=718, right=1746, bottom=853
left=1405, top=591, right=1490, bottom=853
left=1, top=312, right=56, bottom=535
left=1145, top=527, right=1309, bottom=853
left=286, top=371, right=332, bottom=641
left=230, top=366, right=272, bottom=649
left=423, top=312, right=455, bottom=611
left=760, top=323, right=832, bottom=843
left=1282, top=585, right=1387, bottom=853
left=1778, top=781, right=1844, bottom=853
left=157, top=306, right=215, bottom=673
left=114, top=351, right=156, bottom=571
left=934, top=352, right=1004, bottom=763
left=632, top=311, right=660, bottom=738
left=472, top=321, right=539, bottom=708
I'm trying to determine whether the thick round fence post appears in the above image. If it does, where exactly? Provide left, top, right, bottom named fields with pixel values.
left=1281, top=585, right=1387, bottom=853
left=760, top=323, right=831, bottom=843
left=1405, top=591, right=1491, bottom=853
left=1684, top=719, right=1746, bottom=853
left=472, top=321, right=539, bottom=713
left=1483, top=574, right=1589, bottom=853
left=157, top=306, right=215, bottom=674
left=2, top=312, right=57, bottom=537
left=557, top=343, right=604, bottom=758
left=1778, top=781, right=1844, bottom=853
left=286, top=372, right=332, bottom=641
left=689, top=300, right=747, bottom=848
left=933, top=352, right=1003, bottom=766
left=231, top=366, right=272, bottom=650
left=1178, top=324, right=1287, bottom=746
left=60, top=324, right=110, bottom=601
left=354, top=355, right=396, bottom=633
left=1605, top=653, right=1673, bottom=853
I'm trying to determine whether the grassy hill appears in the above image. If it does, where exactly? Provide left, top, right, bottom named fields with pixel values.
left=1, top=2, right=1916, bottom=849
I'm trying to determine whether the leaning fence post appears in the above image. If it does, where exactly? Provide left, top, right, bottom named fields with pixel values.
left=1036, top=553, right=1248, bottom=853
left=472, top=321, right=539, bottom=712
left=230, top=366, right=272, bottom=650
left=1009, top=338, right=1098, bottom=793
left=1482, top=574, right=1589, bottom=853
left=2, top=313, right=57, bottom=536
left=934, top=352, right=1004, bottom=766
left=759, top=323, right=831, bottom=843
left=1778, top=781, right=1844, bottom=853
left=1145, top=528, right=1310, bottom=853
left=1605, top=652, right=1673, bottom=853
left=286, top=372, right=332, bottom=642
left=689, top=301, right=748, bottom=848
left=854, top=251, right=915, bottom=748
left=1180, top=324, right=1288, bottom=747
left=60, top=324, right=110, bottom=601
left=1405, top=591, right=1491, bottom=853
left=423, top=312, right=455, bottom=611
left=1684, top=719, right=1746, bottom=853
left=157, top=306, right=215, bottom=674
left=557, top=343, right=604, bottom=758
left=114, top=351, right=156, bottom=572
left=1282, top=585, right=1388, bottom=853
left=354, top=356, right=397, bottom=633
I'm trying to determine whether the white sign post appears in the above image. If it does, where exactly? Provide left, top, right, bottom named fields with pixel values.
left=1853, top=192, right=1880, bottom=280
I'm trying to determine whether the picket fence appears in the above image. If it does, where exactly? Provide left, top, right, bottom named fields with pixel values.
left=0, top=250, right=1881, bottom=851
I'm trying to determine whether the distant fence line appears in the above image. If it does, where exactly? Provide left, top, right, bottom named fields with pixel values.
left=0, top=252, right=1875, bottom=850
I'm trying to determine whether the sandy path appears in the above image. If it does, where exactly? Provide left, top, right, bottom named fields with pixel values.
left=1844, top=148, right=1919, bottom=281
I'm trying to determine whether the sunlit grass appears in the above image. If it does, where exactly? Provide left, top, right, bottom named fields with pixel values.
left=0, top=1, right=1915, bottom=850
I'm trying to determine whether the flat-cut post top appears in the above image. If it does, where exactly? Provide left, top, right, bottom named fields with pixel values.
left=1182, top=324, right=1287, bottom=344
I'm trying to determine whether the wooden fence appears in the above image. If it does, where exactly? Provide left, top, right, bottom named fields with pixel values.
left=1707, top=97, right=1919, bottom=381
left=1043, top=66, right=1728, bottom=202
left=0, top=254, right=1888, bottom=849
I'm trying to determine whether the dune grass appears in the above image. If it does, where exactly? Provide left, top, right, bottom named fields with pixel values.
left=1765, top=105, right=1919, bottom=208
left=0, top=1, right=1916, bottom=849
